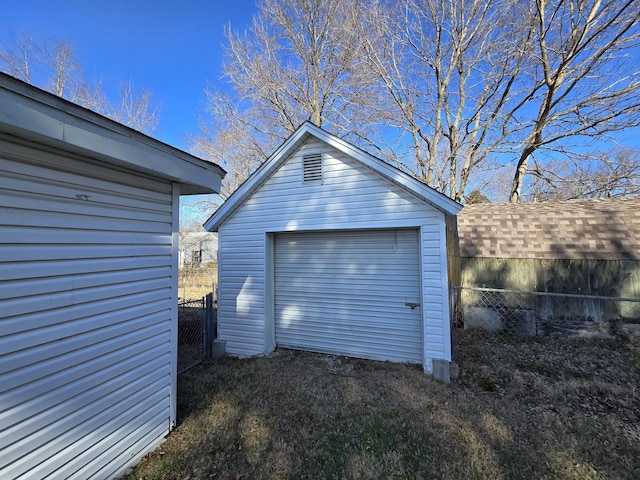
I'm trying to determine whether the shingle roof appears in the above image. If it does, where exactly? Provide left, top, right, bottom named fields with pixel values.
left=457, top=196, right=640, bottom=260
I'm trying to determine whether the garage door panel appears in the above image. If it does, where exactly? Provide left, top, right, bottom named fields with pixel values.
left=279, top=325, right=423, bottom=346
left=276, top=308, right=421, bottom=329
left=279, top=335, right=422, bottom=361
left=275, top=287, right=419, bottom=303
left=281, top=334, right=422, bottom=354
left=275, top=229, right=422, bottom=364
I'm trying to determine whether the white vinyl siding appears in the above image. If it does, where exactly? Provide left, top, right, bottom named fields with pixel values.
left=421, top=222, right=451, bottom=365
left=216, top=138, right=452, bottom=369
left=275, top=229, right=422, bottom=364
left=0, top=145, right=175, bottom=479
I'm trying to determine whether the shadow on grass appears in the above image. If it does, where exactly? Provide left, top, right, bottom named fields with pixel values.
left=127, top=334, right=640, bottom=480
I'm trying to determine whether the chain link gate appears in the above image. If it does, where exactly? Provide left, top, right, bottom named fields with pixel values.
left=177, top=294, right=217, bottom=374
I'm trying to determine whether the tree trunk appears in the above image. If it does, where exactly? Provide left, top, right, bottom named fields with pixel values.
left=509, top=145, right=536, bottom=202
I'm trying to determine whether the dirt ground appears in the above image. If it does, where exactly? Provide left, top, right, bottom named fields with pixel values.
left=127, top=331, right=640, bottom=480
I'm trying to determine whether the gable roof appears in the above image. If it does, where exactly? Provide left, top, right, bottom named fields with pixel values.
left=180, top=231, right=218, bottom=248
left=457, top=196, right=640, bottom=260
left=0, top=73, right=225, bottom=195
left=204, top=122, right=461, bottom=231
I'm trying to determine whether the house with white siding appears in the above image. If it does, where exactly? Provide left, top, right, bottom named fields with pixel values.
left=204, top=122, right=461, bottom=378
left=0, top=73, right=225, bottom=479
left=179, top=231, right=218, bottom=268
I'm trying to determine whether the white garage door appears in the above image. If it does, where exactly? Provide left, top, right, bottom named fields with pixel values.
left=275, top=229, right=422, bottom=364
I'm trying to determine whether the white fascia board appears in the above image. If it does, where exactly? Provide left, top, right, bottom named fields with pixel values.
left=0, top=75, right=225, bottom=195
left=204, top=122, right=461, bottom=231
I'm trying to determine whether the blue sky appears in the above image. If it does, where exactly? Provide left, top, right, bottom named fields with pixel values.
left=1, top=0, right=258, bottom=150
left=3, top=2, right=639, bottom=222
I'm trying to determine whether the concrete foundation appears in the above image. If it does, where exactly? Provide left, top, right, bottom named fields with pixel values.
left=212, top=340, right=227, bottom=358
left=432, top=359, right=451, bottom=383
left=464, top=306, right=503, bottom=331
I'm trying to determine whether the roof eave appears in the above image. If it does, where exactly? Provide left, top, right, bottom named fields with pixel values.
left=0, top=73, right=226, bottom=195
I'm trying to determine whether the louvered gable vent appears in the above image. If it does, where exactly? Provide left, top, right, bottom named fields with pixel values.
left=302, top=153, right=323, bottom=183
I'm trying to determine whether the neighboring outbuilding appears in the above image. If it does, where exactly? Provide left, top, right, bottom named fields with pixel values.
left=457, top=197, right=640, bottom=292
left=204, top=122, right=462, bottom=376
left=0, top=73, right=225, bottom=478
left=456, top=197, right=640, bottom=334
left=179, top=231, right=218, bottom=268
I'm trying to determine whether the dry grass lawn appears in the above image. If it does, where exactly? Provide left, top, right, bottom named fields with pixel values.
left=126, top=332, right=639, bottom=479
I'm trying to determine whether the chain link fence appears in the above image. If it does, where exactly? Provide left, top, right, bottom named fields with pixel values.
left=178, top=294, right=217, bottom=374
left=454, top=286, right=640, bottom=339
left=178, top=298, right=205, bottom=373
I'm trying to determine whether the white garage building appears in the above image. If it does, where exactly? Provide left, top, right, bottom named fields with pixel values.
left=205, top=122, right=461, bottom=375
left=0, top=74, right=225, bottom=479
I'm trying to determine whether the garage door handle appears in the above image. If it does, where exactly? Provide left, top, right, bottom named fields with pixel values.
left=405, top=302, right=420, bottom=310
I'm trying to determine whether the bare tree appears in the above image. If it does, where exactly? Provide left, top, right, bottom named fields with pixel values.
left=185, top=100, right=275, bottom=221
left=523, top=148, right=640, bottom=200
left=508, top=0, right=640, bottom=202
left=0, top=35, right=159, bottom=134
left=108, top=81, right=159, bottom=135
left=222, top=0, right=373, bottom=134
left=360, top=0, right=640, bottom=202
left=0, top=35, right=39, bottom=84
left=200, top=0, right=640, bottom=203
left=333, top=0, right=533, bottom=201
left=192, top=104, right=271, bottom=202
left=198, top=0, right=381, bottom=197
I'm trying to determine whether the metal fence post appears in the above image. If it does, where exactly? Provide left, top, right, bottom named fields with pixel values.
left=204, top=293, right=214, bottom=357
